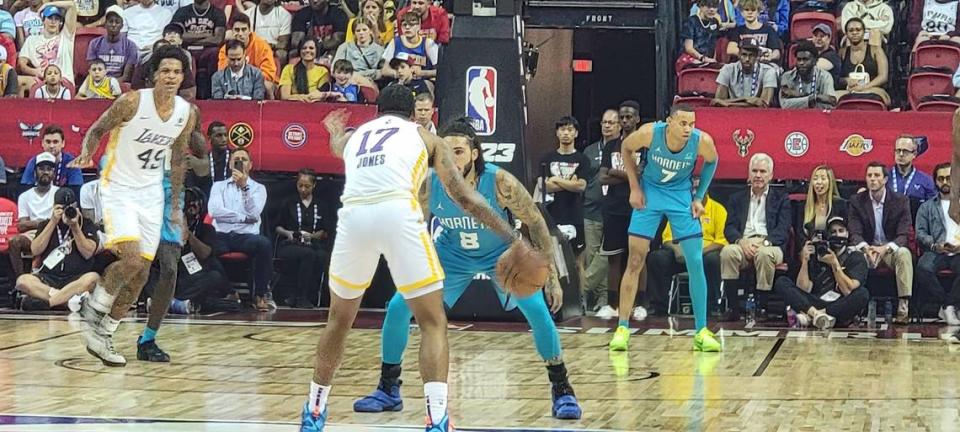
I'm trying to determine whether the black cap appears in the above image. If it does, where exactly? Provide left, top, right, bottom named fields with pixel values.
left=826, top=216, right=846, bottom=230
left=54, top=187, right=77, bottom=207
left=739, top=38, right=762, bottom=52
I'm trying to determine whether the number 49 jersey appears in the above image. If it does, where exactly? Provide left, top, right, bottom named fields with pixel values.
left=641, top=121, right=701, bottom=192
left=341, top=115, right=430, bottom=206
left=430, top=163, right=510, bottom=261
left=102, top=89, right=191, bottom=188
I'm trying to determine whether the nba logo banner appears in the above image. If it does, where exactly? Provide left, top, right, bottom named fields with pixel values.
left=465, top=66, right=497, bottom=136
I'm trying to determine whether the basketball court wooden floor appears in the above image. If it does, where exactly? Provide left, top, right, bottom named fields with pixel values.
left=2, top=310, right=960, bottom=432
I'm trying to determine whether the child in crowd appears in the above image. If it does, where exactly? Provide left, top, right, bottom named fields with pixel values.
left=388, top=53, right=431, bottom=97
left=320, top=59, right=365, bottom=102
left=33, top=64, right=71, bottom=100
left=76, top=59, right=122, bottom=100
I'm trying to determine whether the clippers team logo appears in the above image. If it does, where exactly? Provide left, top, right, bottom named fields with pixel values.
left=228, top=122, right=254, bottom=148
left=19, top=121, right=43, bottom=145
left=784, top=132, right=809, bottom=157
left=465, top=66, right=497, bottom=136
left=732, top=129, right=755, bottom=158
left=840, top=134, right=873, bottom=157
left=282, top=123, right=307, bottom=149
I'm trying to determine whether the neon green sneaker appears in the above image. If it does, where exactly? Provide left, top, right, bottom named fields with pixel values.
left=609, top=326, right=630, bottom=351
left=693, top=328, right=722, bottom=352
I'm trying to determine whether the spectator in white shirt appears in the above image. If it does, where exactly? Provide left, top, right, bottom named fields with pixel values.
left=245, top=0, right=292, bottom=62
left=122, top=0, right=174, bottom=57
left=207, top=148, right=273, bottom=311
left=8, top=152, right=59, bottom=277
left=18, top=2, right=78, bottom=93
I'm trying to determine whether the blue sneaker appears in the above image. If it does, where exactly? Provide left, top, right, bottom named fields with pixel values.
left=551, top=394, right=582, bottom=419
left=353, top=381, right=403, bottom=412
left=300, top=401, right=327, bottom=432
left=425, top=413, right=453, bottom=432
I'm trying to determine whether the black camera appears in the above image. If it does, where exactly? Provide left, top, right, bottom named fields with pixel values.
left=64, top=206, right=78, bottom=220
left=814, top=239, right=830, bottom=257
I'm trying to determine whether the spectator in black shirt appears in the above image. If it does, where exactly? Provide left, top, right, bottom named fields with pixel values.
left=292, top=0, right=349, bottom=58
left=539, top=116, right=589, bottom=257
left=15, top=188, right=99, bottom=310
left=726, top=0, right=782, bottom=65
left=810, top=23, right=842, bottom=89
left=773, top=216, right=869, bottom=329
left=275, top=169, right=332, bottom=308
left=172, top=0, right=226, bottom=99
left=188, top=121, right=230, bottom=195
left=677, top=0, right=721, bottom=74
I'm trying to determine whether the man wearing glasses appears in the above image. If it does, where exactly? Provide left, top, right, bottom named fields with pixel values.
left=891, top=134, right=936, bottom=219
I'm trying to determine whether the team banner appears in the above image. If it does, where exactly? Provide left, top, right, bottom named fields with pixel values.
left=5, top=99, right=376, bottom=173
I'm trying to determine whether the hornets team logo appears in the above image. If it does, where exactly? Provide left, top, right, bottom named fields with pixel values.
left=465, top=66, right=497, bottom=136
left=228, top=122, right=254, bottom=148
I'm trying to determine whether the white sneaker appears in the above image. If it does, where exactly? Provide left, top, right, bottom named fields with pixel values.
left=795, top=312, right=811, bottom=328
left=595, top=305, right=618, bottom=320
left=941, top=306, right=960, bottom=326
left=67, top=292, right=87, bottom=313
left=85, top=331, right=127, bottom=367
left=813, top=310, right=836, bottom=330
left=632, top=306, right=648, bottom=321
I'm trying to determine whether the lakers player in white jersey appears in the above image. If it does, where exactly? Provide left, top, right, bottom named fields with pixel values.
left=300, top=85, right=528, bottom=432
left=67, top=45, right=199, bottom=367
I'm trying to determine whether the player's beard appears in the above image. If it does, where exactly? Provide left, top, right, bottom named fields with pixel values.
left=461, top=162, right=473, bottom=179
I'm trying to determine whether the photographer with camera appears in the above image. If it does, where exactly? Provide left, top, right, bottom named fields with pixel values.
left=15, top=188, right=99, bottom=310
left=773, top=216, right=869, bottom=330
left=275, top=169, right=331, bottom=308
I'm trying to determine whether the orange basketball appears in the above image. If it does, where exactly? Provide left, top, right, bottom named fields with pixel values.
left=495, top=241, right=551, bottom=298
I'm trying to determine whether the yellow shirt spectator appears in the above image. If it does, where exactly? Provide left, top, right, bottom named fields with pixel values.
left=662, top=196, right=728, bottom=247
left=345, top=17, right=395, bottom=47
left=279, top=63, right=330, bottom=95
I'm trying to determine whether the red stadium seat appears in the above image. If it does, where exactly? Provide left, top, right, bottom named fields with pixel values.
left=676, top=67, right=719, bottom=96
left=913, top=42, right=960, bottom=72
left=73, top=27, right=107, bottom=86
left=672, top=95, right=713, bottom=107
left=790, top=12, right=835, bottom=42
left=916, top=99, right=960, bottom=112
left=714, top=36, right=730, bottom=64
left=907, top=71, right=955, bottom=110
left=786, top=43, right=797, bottom=69
left=835, top=97, right=887, bottom=111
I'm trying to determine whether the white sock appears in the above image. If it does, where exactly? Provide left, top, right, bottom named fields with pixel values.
left=101, top=315, right=121, bottom=334
left=424, top=382, right=448, bottom=424
left=90, top=285, right=115, bottom=314
left=308, top=381, right=331, bottom=415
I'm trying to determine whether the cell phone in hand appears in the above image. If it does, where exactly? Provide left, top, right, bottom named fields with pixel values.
left=234, top=159, right=244, bottom=171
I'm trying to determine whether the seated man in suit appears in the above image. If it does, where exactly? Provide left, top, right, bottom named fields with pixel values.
left=720, top=153, right=791, bottom=317
left=847, top=161, right=913, bottom=324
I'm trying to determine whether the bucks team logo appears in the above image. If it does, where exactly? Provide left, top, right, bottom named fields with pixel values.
left=465, top=66, right=497, bottom=136
left=732, top=128, right=755, bottom=158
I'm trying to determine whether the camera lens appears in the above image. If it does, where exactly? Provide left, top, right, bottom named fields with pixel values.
left=64, top=206, right=78, bottom=219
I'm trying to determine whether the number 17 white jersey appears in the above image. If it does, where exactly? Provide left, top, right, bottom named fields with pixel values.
left=341, top=115, right=429, bottom=206
left=101, top=89, right=191, bottom=188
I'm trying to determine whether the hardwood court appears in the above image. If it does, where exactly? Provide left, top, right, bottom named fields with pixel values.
left=1, top=312, right=959, bottom=431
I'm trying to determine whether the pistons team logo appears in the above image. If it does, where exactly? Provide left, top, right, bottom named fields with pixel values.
left=228, top=122, right=254, bottom=148
left=465, top=66, right=497, bottom=136
left=282, top=123, right=307, bottom=149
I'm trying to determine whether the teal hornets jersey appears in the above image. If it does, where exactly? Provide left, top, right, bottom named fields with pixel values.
left=642, top=121, right=701, bottom=191
left=430, top=163, right=510, bottom=261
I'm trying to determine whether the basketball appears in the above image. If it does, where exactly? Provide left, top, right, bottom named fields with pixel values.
left=496, top=241, right=551, bottom=298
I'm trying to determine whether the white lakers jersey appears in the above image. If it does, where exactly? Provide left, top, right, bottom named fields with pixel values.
left=341, top=115, right=429, bottom=205
left=102, top=89, right=191, bottom=188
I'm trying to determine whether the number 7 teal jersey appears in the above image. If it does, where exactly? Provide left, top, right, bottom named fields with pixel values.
left=430, top=163, right=510, bottom=261
left=642, top=121, right=701, bottom=191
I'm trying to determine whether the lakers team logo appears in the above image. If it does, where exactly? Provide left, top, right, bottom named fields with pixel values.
left=784, top=132, right=809, bottom=157
left=228, top=122, right=254, bottom=148
left=732, top=129, right=755, bottom=158
left=282, top=123, right=307, bottom=149
left=840, top=134, right=873, bottom=157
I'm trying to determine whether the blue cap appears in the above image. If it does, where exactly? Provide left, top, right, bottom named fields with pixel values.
left=41, top=5, right=63, bottom=19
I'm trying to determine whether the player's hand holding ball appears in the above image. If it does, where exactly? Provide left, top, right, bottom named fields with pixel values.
left=496, top=239, right=550, bottom=298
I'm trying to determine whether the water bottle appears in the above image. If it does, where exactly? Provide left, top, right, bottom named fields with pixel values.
left=745, top=293, right=757, bottom=324
left=786, top=306, right=797, bottom=328
left=867, top=299, right=877, bottom=329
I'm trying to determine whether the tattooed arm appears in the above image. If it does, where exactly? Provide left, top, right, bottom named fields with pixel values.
left=422, top=129, right=516, bottom=242
left=418, top=177, right=432, bottom=222
left=322, top=108, right=354, bottom=159
left=168, top=105, right=200, bottom=225
left=68, top=91, right=140, bottom=168
left=495, top=168, right=563, bottom=312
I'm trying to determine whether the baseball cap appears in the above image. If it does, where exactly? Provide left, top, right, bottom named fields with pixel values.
left=54, top=187, right=77, bottom=207
left=41, top=5, right=63, bottom=18
left=35, top=152, right=57, bottom=168
left=826, top=216, right=847, bottom=230
left=812, top=23, right=832, bottom=36
left=739, top=38, right=762, bottom=52
left=105, top=5, right=124, bottom=19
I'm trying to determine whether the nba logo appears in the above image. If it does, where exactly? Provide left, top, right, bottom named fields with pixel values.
left=465, top=66, right=497, bottom=136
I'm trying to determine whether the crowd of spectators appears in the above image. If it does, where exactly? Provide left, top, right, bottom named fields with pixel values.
left=679, top=0, right=960, bottom=111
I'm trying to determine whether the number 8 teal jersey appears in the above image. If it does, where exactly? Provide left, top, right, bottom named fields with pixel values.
left=430, top=163, right=510, bottom=261
left=641, top=121, right=701, bottom=192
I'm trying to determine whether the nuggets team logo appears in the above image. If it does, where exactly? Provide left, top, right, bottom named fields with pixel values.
left=732, top=128, right=755, bottom=158
left=228, top=122, right=254, bottom=148
left=19, top=121, right=43, bottom=145
left=840, top=134, right=873, bottom=157
left=784, top=132, right=809, bottom=157
left=282, top=123, right=307, bottom=149
left=465, top=66, right=497, bottom=136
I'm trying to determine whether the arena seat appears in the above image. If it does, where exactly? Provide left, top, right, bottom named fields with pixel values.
left=29, top=79, right=77, bottom=98
left=677, top=67, right=719, bottom=97
left=790, top=11, right=836, bottom=42
left=915, top=99, right=960, bottom=112
left=913, top=42, right=960, bottom=72
left=835, top=97, right=887, bottom=111
left=673, top=95, right=714, bottom=107
left=907, top=71, right=955, bottom=110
